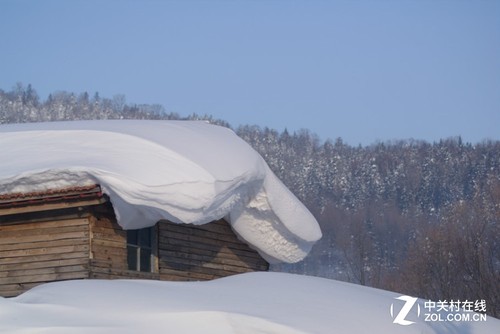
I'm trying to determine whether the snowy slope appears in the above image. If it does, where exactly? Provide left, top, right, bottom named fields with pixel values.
left=0, top=272, right=497, bottom=334
left=0, top=120, right=321, bottom=263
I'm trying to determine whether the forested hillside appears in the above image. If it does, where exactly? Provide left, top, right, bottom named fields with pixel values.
left=1, top=84, right=498, bottom=316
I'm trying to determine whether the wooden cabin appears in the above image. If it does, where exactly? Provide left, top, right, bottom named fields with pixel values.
left=0, top=185, right=269, bottom=297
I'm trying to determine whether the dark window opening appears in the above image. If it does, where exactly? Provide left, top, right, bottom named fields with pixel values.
left=127, top=227, right=154, bottom=272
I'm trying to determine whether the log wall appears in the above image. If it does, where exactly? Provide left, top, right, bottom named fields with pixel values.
left=0, top=199, right=269, bottom=297
left=88, top=217, right=269, bottom=281
left=158, top=219, right=269, bottom=281
left=0, top=216, right=90, bottom=297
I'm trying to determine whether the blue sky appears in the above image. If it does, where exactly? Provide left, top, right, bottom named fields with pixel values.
left=1, top=0, right=499, bottom=145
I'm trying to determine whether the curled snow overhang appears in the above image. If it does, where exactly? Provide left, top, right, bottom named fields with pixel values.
left=0, top=120, right=322, bottom=263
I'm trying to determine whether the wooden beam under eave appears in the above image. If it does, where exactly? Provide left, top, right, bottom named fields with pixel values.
left=0, top=198, right=107, bottom=217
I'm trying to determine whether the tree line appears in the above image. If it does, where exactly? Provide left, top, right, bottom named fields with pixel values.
left=0, top=83, right=229, bottom=126
left=1, top=84, right=498, bottom=316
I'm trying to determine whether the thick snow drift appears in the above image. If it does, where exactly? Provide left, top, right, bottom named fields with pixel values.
left=0, top=120, right=321, bottom=263
left=0, top=272, right=497, bottom=334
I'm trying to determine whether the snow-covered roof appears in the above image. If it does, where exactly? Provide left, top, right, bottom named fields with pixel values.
left=0, top=120, right=321, bottom=263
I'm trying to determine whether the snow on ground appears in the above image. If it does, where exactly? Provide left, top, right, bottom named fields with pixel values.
left=0, top=120, right=321, bottom=263
left=0, top=272, right=497, bottom=334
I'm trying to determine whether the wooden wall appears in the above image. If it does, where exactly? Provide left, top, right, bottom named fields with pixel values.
left=88, top=211, right=160, bottom=280
left=88, top=217, right=269, bottom=281
left=0, top=199, right=269, bottom=297
left=158, top=219, right=269, bottom=281
left=0, top=215, right=91, bottom=297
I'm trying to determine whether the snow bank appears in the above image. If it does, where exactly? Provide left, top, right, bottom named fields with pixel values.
left=0, top=120, right=321, bottom=263
left=0, top=272, right=497, bottom=334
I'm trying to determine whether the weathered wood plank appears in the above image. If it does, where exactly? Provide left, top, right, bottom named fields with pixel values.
left=90, top=257, right=127, bottom=270
left=0, top=224, right=89, bottom=239
left=90, top=217, right=121, bottom=230
left=91, top=254, right=128, bottom=268
left=0, top=257, right=89, bottom=273
left=91, top=246, right=126, bottom=257
left=160, top=223, right=248, bottom=246
left=160, top=249, right=268, bottom=270
left=0, top=218, right=89, bottom=231
left=0, top=244, right=90, bottom=259
left=162, top=220, right=233, bottom=237
left=159, top=250, right=265, bottom=271
left=90, top=259, right=125, bottom=270
left=0, top=210, right=93, bottom=226
left=91, top=224, right=127, bottom=239
left=0, top=237, right=88, bottom=252
left=89, top=266, right=160, bottom=280
left=157, top=219, right=268, bottom=277
left=91, top=231, right=125, bottom=244
left=159, top=237, right=265, bottom=262
left=160, top=261, right=240, bottom=279
left=158, top=231, right=254, bottom=252
left=91, top=238, right=126, bottom=249
left=159, top=240, right=265, bottom=268
left=0, top=270, right=88, bottom=285
left=0, top=231, right=89, bottom=246
left=0, top=251, right=89, bottom=265
left=0, top=198, right=105, bottom=217
left=160, top=255, right=256, bottom=274
left=160, top=219, right=234, bottom=235
left=159, top=232, right=251, bottom=250
left=0, top=265, right=88, bottom=279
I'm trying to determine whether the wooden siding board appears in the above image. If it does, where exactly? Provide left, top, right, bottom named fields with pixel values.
left=159, top=245, right=268, bottom=269
left=159, top=229, right=255, bottom=253
left=0, top=251, right=89, bottom=266
left=89, top=267, right=160, bottom=280
left=91, top=245, right=127, bottom=259
left=0, top=238, right=89, bottom=253
left=160, top=255, right=259, bottom=274
left=159, top=250, right=266, bottom=272
left=159, top=223, right=254, bottom=249
left=0, top=271, right=88, bottom=285
left=159, top=237, right=266, bottom=263
left=0, top=257, right=89, bottom=273
left=0, top=198, right=105, bottom=216
left=91, top=238, right=126, bottom=249
left=88, top=218, right=121, bottom=229
left=90, top=259, right=127, bottom=271
left=91, top=226, right=125, bottom=240
left=0, top=231, right=89, bottom=246
left=0, top=223, right=89, bottom=238
left=0, top=244, right=90, bottom=259
left=0, top=265, right=88, bottom=279
left=186, top=220, right=235, bottom=234
left=158, top=220, right=269, bottom=278
left=0, top=217, right=91, bottom=297
left=0, top=218, right=89, bottom=231
left=0, top=211, right=92, bottom=226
